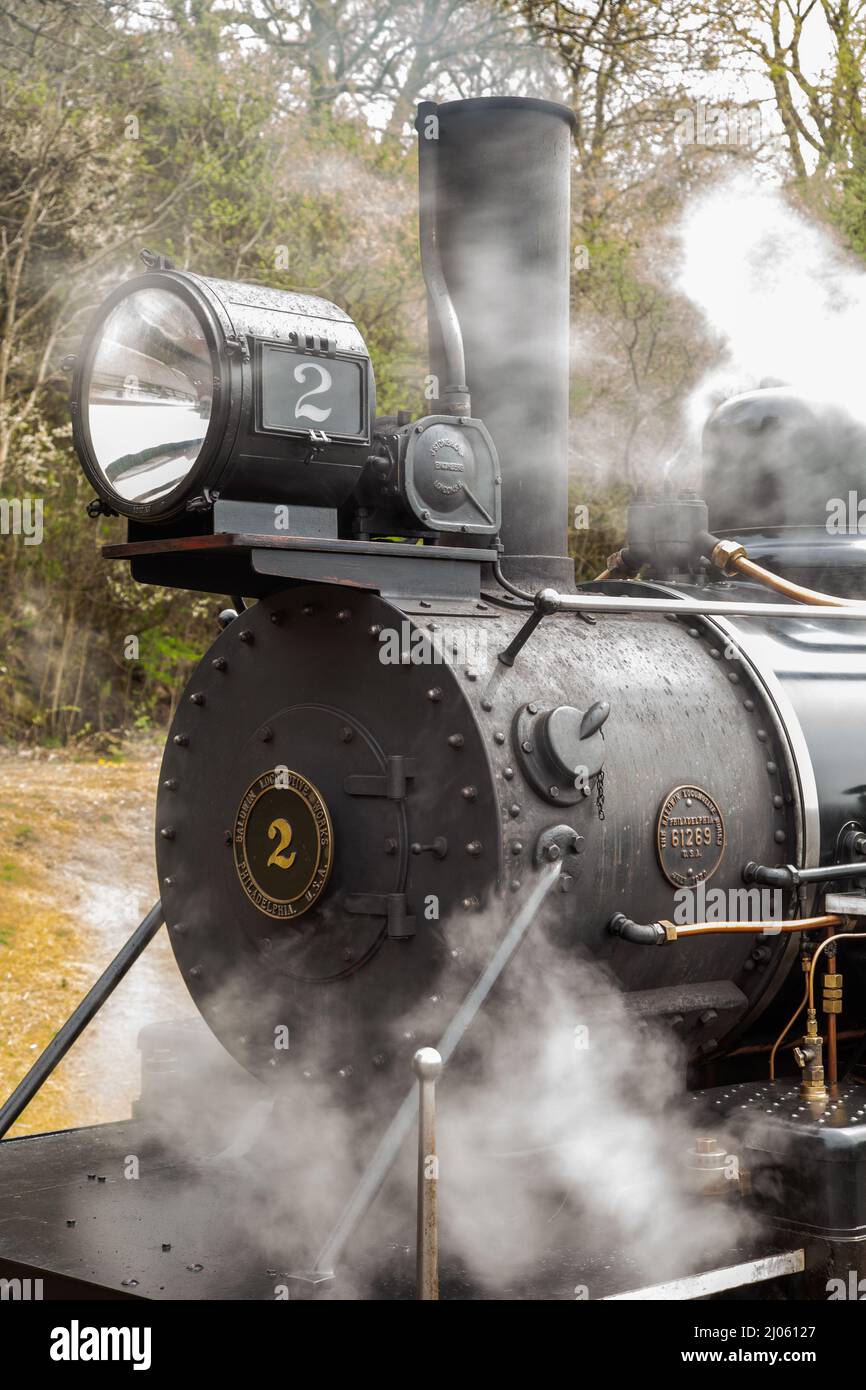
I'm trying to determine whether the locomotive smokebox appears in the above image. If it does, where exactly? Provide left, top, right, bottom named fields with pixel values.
left=420, top=97, right=576, bottom=588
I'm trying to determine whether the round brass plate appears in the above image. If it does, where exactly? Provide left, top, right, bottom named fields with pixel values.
left=234, top=769, right=333, bottom=919
left=656, top=784, right=725, bottom=887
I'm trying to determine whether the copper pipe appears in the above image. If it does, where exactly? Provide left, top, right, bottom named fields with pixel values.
left=825, top=934, right=838, bottom=1092
left=729, top=553, right=858, bottom=608
left=727, top=1028, right=864, bottom=1059
left=670, top=914, right=841, bottom=938
left=769, top=982, right=808, bottom=1081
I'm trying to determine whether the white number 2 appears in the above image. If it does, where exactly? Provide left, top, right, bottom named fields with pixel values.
left=293, top=362, right=333, bottom=423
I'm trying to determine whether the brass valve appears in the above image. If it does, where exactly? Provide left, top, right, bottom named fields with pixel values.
left=796, top=1008, right=829, bottom=1103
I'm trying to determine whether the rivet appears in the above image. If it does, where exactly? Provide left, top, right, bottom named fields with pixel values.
left=172, top=922, right=186, bottom=935
left=160, top=826, right=176, bottom=840
left=481, top=698, right=493, bottom=711
left=744, top=699, right=755, bottom=711
left=163, top=876, right=175, bottom=887
left=773, top=794, right=783, bottom=808
left=509, top=804, right=521, bottom=817
left=239, top=629, right=254, bottom=644
left=461, top=897, right=480, bottom=911
left=189, top=965, right=202, bottom=979
left=303, top=605, right=316, bottom=616
left=709, top=648, right=721, bottom=659
left=448, top=734, right=464, bottom=748
left=270, top=611, right=284, bottom=625
left=766, top=760, right=777, bottom=774
left=372, top=1053, right=387, bottom=1068
left=494, top=731, right=505, bottom=744
left=173, top=734, right=189, bottom=747
left=503, top=766, right=514, bottom=780
left=465, top=841, right=482, bottom=856
left=427, top=687, right=443, bottom=702
left=774, top=829, right=786, bottom=843
left=163, top=778, right=178, bottom=791
left=756, top=729, right=767, bottom=741
left=340, top=725, right=354, bottom=742
left=521, top=740, right=532, bottom=753
left=727, top=672, right=739, bottom=684
left=510, top=841, right=523, bottom=855
left=259, top=726, right=273, bottom=742
left=510, top=880, right=521, bottom=892
left=212, top=656, right=227, bottom=671
left=368, top=624, right=383, bottom=638
left=336, top=609, right=351, bottom=623
left=384, top=838, right=398, bottom=855
left=527, top=703, right=538, bottom=715
left=190, top=692, right=205, bottom=705
left=461, top=786, right=477, bottom=800
left=549, top=786, right=560, bottom=798
left=688, top=628, right=700, bottom=638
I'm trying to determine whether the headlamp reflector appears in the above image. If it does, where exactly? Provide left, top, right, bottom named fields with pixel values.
left=86, top=287, right=213, bottom=506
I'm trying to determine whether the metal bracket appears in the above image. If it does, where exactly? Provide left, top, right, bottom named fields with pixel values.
left=344, top=756, right=415, bottom=800
left=344, top=892, right=416, bottom=939
left=224, top=334, right=250, bottom=363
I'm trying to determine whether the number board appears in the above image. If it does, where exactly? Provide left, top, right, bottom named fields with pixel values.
left=259, top=343, right=366, bottom=440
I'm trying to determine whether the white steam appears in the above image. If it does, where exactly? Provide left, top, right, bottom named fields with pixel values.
left=675, top=173, right=866, bottom=432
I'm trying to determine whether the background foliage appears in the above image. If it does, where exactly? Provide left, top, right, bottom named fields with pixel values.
left=2, top=0, right=865, bottom=742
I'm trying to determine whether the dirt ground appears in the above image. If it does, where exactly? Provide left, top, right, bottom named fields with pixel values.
left=0, top=740, right=195, bottom=1137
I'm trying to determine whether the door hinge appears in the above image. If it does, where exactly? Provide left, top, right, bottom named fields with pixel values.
left=344, top=892, right=416, bottom=940
left=344, top=755, right=415, bottom=800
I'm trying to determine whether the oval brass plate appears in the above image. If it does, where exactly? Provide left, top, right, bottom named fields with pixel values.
left=234, top=769, right=333, bottom=919
left=656, top=784, right=725, bottom=887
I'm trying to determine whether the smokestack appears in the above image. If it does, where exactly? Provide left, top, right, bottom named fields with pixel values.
left=418, top=97, right=576, bottom=588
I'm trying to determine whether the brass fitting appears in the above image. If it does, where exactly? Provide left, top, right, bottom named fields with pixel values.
left=822, top=971, right=843, bottom=1015
left=709, top=538, right=748, bottom=577
left=795, top=1009, right=829, bottom=1102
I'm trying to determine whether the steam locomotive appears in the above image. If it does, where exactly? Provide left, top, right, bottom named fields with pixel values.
left=2, top=96, right=865, bottom=1302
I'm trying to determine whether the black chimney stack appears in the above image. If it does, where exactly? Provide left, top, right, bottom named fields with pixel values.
left=417, top=97, right=575, bottom=589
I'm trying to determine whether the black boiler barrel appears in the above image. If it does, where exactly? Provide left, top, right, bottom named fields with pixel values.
left=425, top=97, right=576, bottom=588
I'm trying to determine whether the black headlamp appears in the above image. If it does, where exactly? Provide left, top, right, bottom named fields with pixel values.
left=70, top=268, right=374, bottom=521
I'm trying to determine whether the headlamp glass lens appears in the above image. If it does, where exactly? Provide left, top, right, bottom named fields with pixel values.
left=86, top=287, right=213, bottom=506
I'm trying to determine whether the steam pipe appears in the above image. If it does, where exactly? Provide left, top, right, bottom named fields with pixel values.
left=706, top=536, right=860, bottom=607
left=415, top=102, right=470, bottom=417
left=744, top=861, right=866, bottom=888
left=609, top=912, right=841, bottom=945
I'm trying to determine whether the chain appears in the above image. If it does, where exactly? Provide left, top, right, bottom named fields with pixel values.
left=596, top=768, right=605, bottom=821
